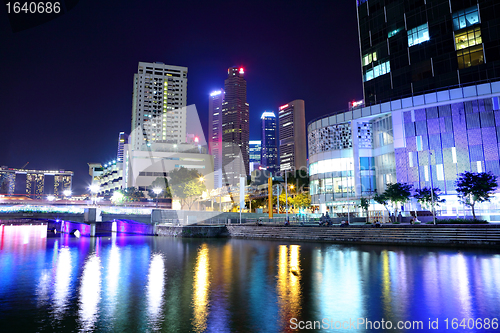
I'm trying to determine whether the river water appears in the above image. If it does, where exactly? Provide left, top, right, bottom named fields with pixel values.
left=1, top=224, right=499, bottom=332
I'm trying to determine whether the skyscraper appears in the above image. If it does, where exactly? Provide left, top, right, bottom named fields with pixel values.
left=209, top=89, right=224, bottom=189
left=130, top=62, right=188, bottom=150
left=249, top=140, right=262, bottom=172
left=261, top=111, right=278, bottom=173
left=357, top=0, right=500, bottom=105
left=278, top=100, right=307, bottom=173
left=117, top=132, right=129, bottom=163
left=222, top=67, right=249, bottom=186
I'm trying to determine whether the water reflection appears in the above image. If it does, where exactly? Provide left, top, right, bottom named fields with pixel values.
left=78, top=253, right=102, bottom=332
left=146, top=253, right=165, bottom=330
left=277, top=245, right=302, bottom=327
left=192, top=244, right=210, bottom=332
left=53, top=247, right=72, bottom=320
left=1, top=226, right=500, bottom=333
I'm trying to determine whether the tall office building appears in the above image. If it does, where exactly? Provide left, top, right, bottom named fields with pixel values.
left=278, top=100, right=307, bottom=172
left=209, top=89, right=224, bottom=189
left=357, top=0, right=500, bottom=105
left=261, top=111, right=278, bottom=173
left=130, top=62, right=188, bottom=150
left=249, top=140, right=262, bottom=172
left=222, top=67, right=250, bottom=186
left=117, top=132, right=129, bottom=163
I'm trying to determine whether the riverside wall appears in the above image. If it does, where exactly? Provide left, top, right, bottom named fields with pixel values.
left=225, top=224, right=500, bottom=248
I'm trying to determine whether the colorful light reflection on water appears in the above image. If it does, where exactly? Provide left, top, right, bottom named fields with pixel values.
left=0, top=225, right=500, bottom=332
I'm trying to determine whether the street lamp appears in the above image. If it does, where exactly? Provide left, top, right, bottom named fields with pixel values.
left=153, top=187, right=162, bottom=208
left=63, top=189, right=72, bottom=197
left=89, top=184, right=99, bottom=206
left=47, top=195, right=55, bottom=202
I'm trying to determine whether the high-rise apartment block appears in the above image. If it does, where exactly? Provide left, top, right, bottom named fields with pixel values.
left=131, top=62, right=188, bottom=150
left=261, top=111, right=278, bottom=173
left=209, top=89, right=224, bottom=189
left=222, top=67, right=250, bottom=186
left=278, top=100, right=307, bottom=172
left=358, top=0, right=500, bottom=104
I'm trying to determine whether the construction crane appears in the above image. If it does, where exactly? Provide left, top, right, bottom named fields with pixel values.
left=21, top=162, right=29, bottom=169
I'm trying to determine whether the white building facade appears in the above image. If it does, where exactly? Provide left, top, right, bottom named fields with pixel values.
left=131, top=62, right=188, bottom=150
left=308, top=82, right=500, bottom=216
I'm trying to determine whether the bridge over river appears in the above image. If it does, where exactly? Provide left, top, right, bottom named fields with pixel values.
left=0, top=204, right=297, bottom=236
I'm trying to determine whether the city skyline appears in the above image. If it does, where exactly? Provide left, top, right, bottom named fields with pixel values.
left=0, top=1, right=362, bottom=193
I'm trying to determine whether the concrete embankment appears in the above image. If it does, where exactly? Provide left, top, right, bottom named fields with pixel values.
left=156, top=225, right=228, bottom=238
left=226, top=224, right=500, bottom=248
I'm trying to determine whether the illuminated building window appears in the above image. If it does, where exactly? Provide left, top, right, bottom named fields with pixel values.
left=362, top=52, right=377, bottom=66
left=388, top=28, right=402, bottom=38
left=455, top=27, right=482, bottom=50
left=452, top=6, right=479, bottom=31
left=364, top=61, right=391, bottom=82
left=457, top=44, right=484, bottom=69
left=407, top=23, right=429, bottom=47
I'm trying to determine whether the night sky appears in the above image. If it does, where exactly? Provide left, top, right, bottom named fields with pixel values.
left=0, top=0, right=363, bottom=194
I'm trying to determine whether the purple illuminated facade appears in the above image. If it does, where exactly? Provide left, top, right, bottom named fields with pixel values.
left=308, top=82, right=500, bottom=215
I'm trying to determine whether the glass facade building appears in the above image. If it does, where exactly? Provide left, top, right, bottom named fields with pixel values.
left=308, top=82, right=500, bottom=214
left=357, top=0, right=500, bottom=105
left=278, top=100, right=308, bottom=172
left=249, top=140, right=261, bottom=172
left=222, top=67, right=250, bottom=186
left=261, top=111, right=278, bottom=173
left=209, top=89, right=224, bottom=189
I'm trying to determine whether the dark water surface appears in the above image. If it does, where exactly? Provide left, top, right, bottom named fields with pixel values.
left=1, top=224, right=500, bottom=332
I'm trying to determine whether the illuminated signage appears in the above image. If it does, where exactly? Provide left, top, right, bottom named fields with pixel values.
left=210, top=90, right=222, bottom=96
left=279, top=104, right=289, bottom=111
left=349, top=99, right=364, bottom=110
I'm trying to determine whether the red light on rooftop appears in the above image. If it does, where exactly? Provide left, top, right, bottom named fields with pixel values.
left=194, top=137, right=199, bottom=143
left=239, top=67, right=244, bottom=74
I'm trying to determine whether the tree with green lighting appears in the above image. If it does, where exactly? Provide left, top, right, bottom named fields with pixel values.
left=169, top=167, right=206, bottom=210
left=148, top=177, right=172, bottom=198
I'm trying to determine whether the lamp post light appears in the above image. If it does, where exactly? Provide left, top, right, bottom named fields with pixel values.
left=89, top=184, right=99, bottom=206
left=428, top=151, right=436, bottom=225
left=63, top=189, right=72, bottom=206
left=47, top=195, right=55, bottom=202
left=153, top=188, right=162, bottom=208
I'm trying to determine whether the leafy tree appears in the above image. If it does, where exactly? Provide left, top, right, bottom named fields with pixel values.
left=292, top=192, right=311, bottom=209
left=147, top=177, right=172, bottom=198
left=384, top=182, right=413, bottom=216
left=116, top=187, right=144, bottom=202
left=455, top=171, right=498, bottom=219
left=374, top=192, right=390, bottom=215
left=359, top=197, right=369, bottom=223
left=414, top=187, right=445, bottom=219
left=169, top=167, right=207, bottom=210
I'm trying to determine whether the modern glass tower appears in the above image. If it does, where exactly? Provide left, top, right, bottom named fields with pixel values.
left=249, top=140, right=262, bottom=172
left=222, top=67, right=250, bottom=186
left=117, top=132, right=129, bottom=163
left=357, top=0, right=500, bottom=105
left=209, top=89, right=224, bottom=189
left=278, top=100, right=307, bottom=173
left=261, top=111, right=278, bottom=173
